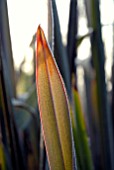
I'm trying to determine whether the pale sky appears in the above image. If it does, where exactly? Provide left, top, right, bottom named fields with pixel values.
left=7, top=0, right=49, bottom=69
left=7, top=0, right=70, bottom=70
left=7, top=0, right=114, bottom=78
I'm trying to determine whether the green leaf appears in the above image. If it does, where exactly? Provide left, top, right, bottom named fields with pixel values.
left=0, top=143, right=6, bottom=170
left=85, top=0, right=114, bottom=169
left=73, top=88, right=93, bottom=170
left=36, top=26, right=76, bottom=170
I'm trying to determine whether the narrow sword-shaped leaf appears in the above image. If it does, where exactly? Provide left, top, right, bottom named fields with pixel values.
left=0, top=142, right=6, bottom=170
left=51, top=0, right=71, bottom=99
left=36, top=26, right=76, bottom=170
left=73, top=88, right=94, bottom=170
left=85, top=0, right=114, bottom=169
left=67, top=0, right=78, bottom=75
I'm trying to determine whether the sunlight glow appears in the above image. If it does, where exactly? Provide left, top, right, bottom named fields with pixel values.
left=7, top=0, right=113, bottom=80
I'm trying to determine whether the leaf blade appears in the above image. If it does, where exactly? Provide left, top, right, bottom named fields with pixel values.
left=73, top=88, right=93, bottom=170
left=36, top=26, right=75, bottom=170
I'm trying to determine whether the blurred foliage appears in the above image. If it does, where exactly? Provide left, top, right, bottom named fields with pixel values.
left=16, top=72, right=32, bottom=95
left=0, top=0, right=114, bottom=170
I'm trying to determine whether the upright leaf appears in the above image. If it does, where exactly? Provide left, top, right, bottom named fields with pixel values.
left=51, top=0, right=71, bottom=99
left=0, top=0, right=16, bottom=97
left=36, top=26, right=76, bottom=170
left=67, top=0, right=78, bottom=75
left=0, top=142, right=6, bottom=170
left=73, top=88, right=93, bottom=170
left=48, top=0, right=54, bottom=52
left=85, top=0, right=114, bottom=169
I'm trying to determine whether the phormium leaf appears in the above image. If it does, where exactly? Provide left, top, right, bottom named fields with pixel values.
left=73, top=88, right=93, bottom=170
left=36, top=25, right=76, bottom=170
left=0, top=143, right=6, bottom=170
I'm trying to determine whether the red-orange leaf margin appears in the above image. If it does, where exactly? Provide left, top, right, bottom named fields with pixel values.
left=36, top=25, right=76, bottom=170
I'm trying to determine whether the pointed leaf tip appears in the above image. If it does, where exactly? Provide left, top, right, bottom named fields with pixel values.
left=37, top=25, right=48, bottom=49
left=36, top=26, right=76, bottom=170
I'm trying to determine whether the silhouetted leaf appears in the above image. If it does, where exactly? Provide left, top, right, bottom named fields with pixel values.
left=52, top=0, right=71, bottom=99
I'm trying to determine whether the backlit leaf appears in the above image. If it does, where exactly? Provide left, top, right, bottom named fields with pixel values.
left=73, top=88, right=93, bottom=170
left=36, top=25, right=76, bottom=170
